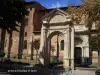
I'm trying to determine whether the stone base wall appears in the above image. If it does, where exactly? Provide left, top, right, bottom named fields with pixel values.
left=92, top=51, right=98, bottom=64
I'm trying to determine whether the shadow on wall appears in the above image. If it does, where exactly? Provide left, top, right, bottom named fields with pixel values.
left=7, top=31, right=13, bottom=58
left=0, top=29, right=6, bottom=52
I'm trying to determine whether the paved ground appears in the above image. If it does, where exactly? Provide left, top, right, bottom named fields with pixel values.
left=0, top=64, right=96, bottom=75
left=52, top=69, right=96, bottom=75
left=0, top=70, right=96, bottom=75
left=74, top=70, right=95, bottom=75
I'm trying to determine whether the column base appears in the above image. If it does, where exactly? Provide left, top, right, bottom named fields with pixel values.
left=70, top=58, right=75, bottom=70
left=63, top=58, right=75, bottom=70
left=63, top=58, right=70, bottom=69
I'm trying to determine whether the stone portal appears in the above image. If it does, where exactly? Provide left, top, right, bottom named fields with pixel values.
left=39, top=8, right=75, bottom=69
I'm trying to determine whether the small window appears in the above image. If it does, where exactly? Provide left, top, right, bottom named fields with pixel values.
left=24, top=40, right=27, bottom=49
left=25, top=32, right=27, bottom=37
left=61, top=40, right=64, bottom=51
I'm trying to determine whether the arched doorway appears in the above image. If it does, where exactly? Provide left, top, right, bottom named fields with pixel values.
left=74, top=47, right=82, bottom=66
left=47, top=31, right=64, bottom=64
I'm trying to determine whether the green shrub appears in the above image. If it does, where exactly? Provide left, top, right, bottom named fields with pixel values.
left=0, top=52, right=5, bottom=58
left=1, top=58, right=12, bottom=63
left=23, top=56, right=27, bottom=59
left=13, top=55, right=17, bottom=59
left=50, top=56, right=58, bottom=63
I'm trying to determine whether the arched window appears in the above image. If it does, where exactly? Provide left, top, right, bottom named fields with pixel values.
left=24, top=32, right=27, bottom=37
left=61, top=40, right=64, bottom=50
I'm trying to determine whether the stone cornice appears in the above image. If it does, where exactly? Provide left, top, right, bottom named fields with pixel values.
left=42, top=27, right=69, bottom=30
left=43, top=21, right=73, bottom=26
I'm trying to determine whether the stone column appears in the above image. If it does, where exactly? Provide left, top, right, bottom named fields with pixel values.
left=49, top=39, right=51, bottom=62
left=39, top=26, right=46, bottom=64
left=44, top=29, right=50, bottom=65
left=63, top=28, right=70, bottom=69
left=39, top=26, right=44, bottom=52
left=59, top=41, right=61, bottom=51
left=59, top=41, right=61, bottom=61
left=82, top=47, right=85, bottom=65
left=39, top=26, right=50, bottom=65
left=47, top=39, right=51, bottom=64
left=70, top=27, right=75, bottom=69
left=57, top=35, right=59, bottom=62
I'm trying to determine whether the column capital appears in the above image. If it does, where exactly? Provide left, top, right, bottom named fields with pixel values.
left=64, top=57, right=70, bottom=60
left=63, top=28, right=71, bottom=34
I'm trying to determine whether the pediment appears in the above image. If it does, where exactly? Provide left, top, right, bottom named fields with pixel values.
left=42, top=8, right=72, bottom=24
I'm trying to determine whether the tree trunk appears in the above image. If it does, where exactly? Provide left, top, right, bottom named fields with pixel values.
left=89, top=34, right=92, bottom=64
left=7, top=31, right=12, bottom=58
left=57, top=35, right=59, bottom=62
left=88, top=25, right=92, bottom=65
left=36, top=50, right=38, bottom=64
left=98, top=51, right=100, bottom=64
left=18, top=16, right=25, bottom=59
left=0, top=28, right=6, bottom=52
left=31, top=37, right=34, bottom=60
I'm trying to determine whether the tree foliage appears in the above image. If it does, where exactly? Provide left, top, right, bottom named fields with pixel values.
left=90, top=34, right=100, bottom=51
left=68, top=0, right=100, bottom=28
left=0, top=52, right=5, bottom=58
left=0, top=0, right=28, bottom=33
left=51, top=45, right=55, bottom=52
left=67, top=5, right=84, bottom=24
left=83, top=0, right=100, bottom=21
left=33, top=39, right=40, bottom=51
left=32, top=39, right=40, bottom=63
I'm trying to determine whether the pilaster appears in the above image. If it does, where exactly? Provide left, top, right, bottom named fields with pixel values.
left=63, top=28, right=70, bottom=68
left=71, top=27, right=75, bottom=69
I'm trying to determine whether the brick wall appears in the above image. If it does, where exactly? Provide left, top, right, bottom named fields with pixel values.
left=3, top=1, right=46, bottom=59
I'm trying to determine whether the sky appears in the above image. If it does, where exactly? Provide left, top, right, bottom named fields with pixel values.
left=26, top=0, right=81, bottom=8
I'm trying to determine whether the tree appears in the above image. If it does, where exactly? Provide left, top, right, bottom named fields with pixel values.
left=0, top=0, right=28, bottom=58
left=51, top=45, right=55, bottom=53
left=67, top=5, right=84, bottom=24
left=31, top=36, right=34, bottom=60
left=90, top=30, right=100, bottom=64
left=32, top=39, right=40, bottom=63
left=81, top=0, right=100, bottom=64
left=0, top=29, right=6, bottom=52
left=68, top=0, right=100, bottom=64
left=68, top=0, right=100, bottom=28
left=0, top=0, right=28, bottom=32
left=90, top=34, right=100, bottom=51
